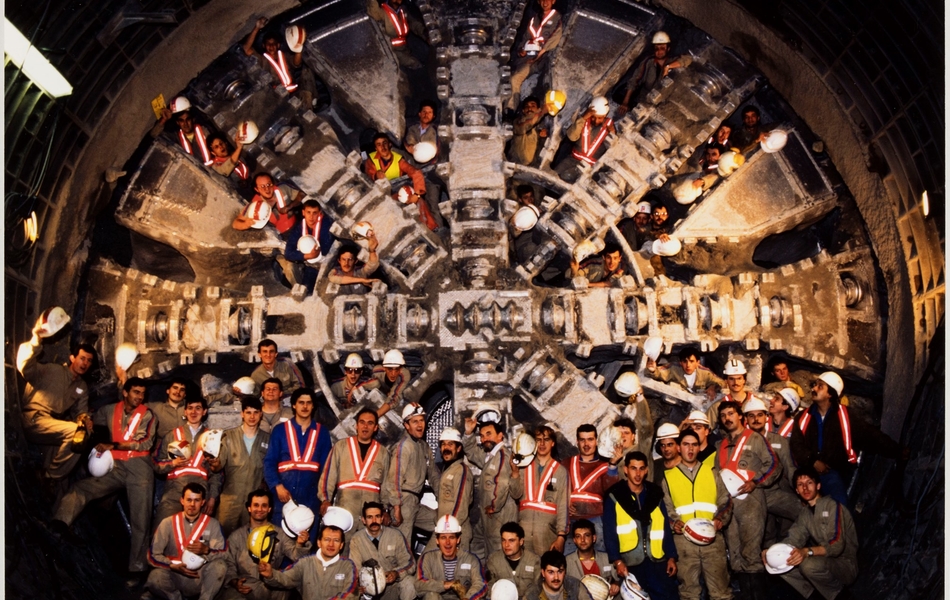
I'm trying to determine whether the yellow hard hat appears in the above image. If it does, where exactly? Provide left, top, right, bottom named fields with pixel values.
left=544, top=89, right=567, bottom=115
left=248, top=524, right=279, bottom=564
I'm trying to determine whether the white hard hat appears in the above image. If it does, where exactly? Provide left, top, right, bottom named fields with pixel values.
left=742, top=396, right=768, bottom=414
left=717, top=150, right=744, bottom=177
left=420, top=491, right=438, bottom=510
left=581, top=575, right=611, bottom=600
left=490, top=578, right=519, bottom=600
left=382, top=349, right=405, bottom=367
left=513, top=205, right=541, bottom=231
left=115, top=342, right=139, bottom=370
left=88, top=449, right=114, bottom=477
left=777, top=387, right=801, bottom=412
left=651, top=31, right=671, bottom=45
left=36, top=306, right=71, bottom=338
left=512, top=432, right=537, bottom=467
left=656, top=423, right=681, bottom=440
left=412, top=141, right=438, bottom=164
left=439, top=427, right=463, bottom=443
left=285, top=24, right=307, bottom=53
left=573, top=239, right=601, bottom=263
left=181, top=549, right=206, bottom=570
left=619, top=574, right=650, bottom=600
left=652, top=237, right=682, bottom=256
left=475, top=408, right=501, bottom=425
left=761, top=129, right=789, bottom=153
left=720, top=468, right=749, bottom=500
left=614, top=372, right=642, bottom=398
left=642, top=336, right=664, bottom=361
left=323, top=506, right=354, bottom=533
left=433, top=514, right=462, bottom=534
left=233, top=376, right=257, bottom=396
left=764, top=543, right=796, bottom=575
left=686, top=410, right=709, bottom=426
left=673, top=178, right=704, bottom=205
left=723, top=358, right=747, bottom=376
left=236, top=120, right=260, bottom=144
left=590, top=96, right=610, bottom=117
left=169, top=96, right=191, bottom=114
left=401, top=403, right=425, bottom=421
left=683, top=518, right=716, bottom=545
left=344, top=353, right=364, bottom=369
left=636, top=201, right=652, bottom=215
left=597, top=426, right=623, bottom=459
left=281, top=500, right=315, bottom=537
left=167, top=439, right=193, bottom=460
left=359, top=560, right=388, bottom=597
left=297, top=235, right=317, bottom=255
left=818, top=371, right=844, bottom=396
left=246, top=199, right=272, bottom=229
left=351, top=221, right=374, bottom=240
left=198, top=429, right=224, bottom=458
left=396, top=185, right=414, bottom=204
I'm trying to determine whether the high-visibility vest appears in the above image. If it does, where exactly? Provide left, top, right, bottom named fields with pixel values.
left=766, top=417, right=795, bottom=438
left=369, top=150, right=404, bottom=180
left=526, top=10, right=558, bottom=46
left=520, top=459, right=560, bottom=514
left=337, top=437, right=382, bottom=493
left=111, top=403, right=150, bottom=460
left=167, top=427, right=209, bottom=480
left=263, top=50, right=298, bottom=92
left=798, top=405, right=858, bottom=464
left=172, top=512, right=210, bottom=561
left=212, top=155, right=248, bottom=179
left=277, top=421, right=323, bottom=473
left=572, top=118, right=613, bottom=165
left=665, top=462, right=718, bottom=521
left=718, top=429, right=754, bottom=481
left=569, top=456, right=609, bottom=504
left=178, top=125, right=213, bottom=166
left=615, top=500, right=665, bottom=561
left=382, top=4, right=409, bottom=47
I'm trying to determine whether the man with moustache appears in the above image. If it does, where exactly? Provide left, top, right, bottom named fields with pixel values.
left=523, top=551, right=593, bottom=600
left=349, top=502, right=417, bottom=600
left=425, top=427, right=473, bottom=550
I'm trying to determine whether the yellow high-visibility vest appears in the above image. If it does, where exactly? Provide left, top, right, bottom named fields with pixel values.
left=665, top=462, right=718, bottom=521
left=615, top=501, right=665, bottom=560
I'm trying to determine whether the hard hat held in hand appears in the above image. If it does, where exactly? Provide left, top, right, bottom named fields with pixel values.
left=351, top=221, right=374, bottom=240
left=236, top=120, right=259, bottom=144
left=247, top=200, right=272, bottom=229
left=761, top=129, right=788, bottom=153
left=720, top=468, right=750, bottom=500
left=412, top=141, right=438, bottom=164
left=619, top=574, right=650, bottom=600
left=544, top=89, right=566, bottom=116
left=651, top=237, right=682, bottom=257
left=167, top=439, right=193, bottom=460
left=764, top=543, right=796, bottom=574
left=512, top=205, right=540, bottom=232
left=597, top=426, right=622, bottom=460
left=323, top=506, right=355, bottom=533
left=180, top=549, right=206, bottom=570
left=717, top=150, right=744, bottom=177
left=360, top=559, right=388, bottom=597
left=233, top=376, right=257, bottom=396
left=433, top=514, right=462, bottom=534
left=88, top=449, right=115, bottom=477
left=490, top=579, right=519, bottom=600
left=248, top=524, right=279, bottom=564
left=396, top=186, right=414, bottom=204
left=285, top=24, right=307, bottom=53
left=282, top=500, right=315, bottom=537
left=115, top=342, right=139, bottom=370
left=35, top=306, right=71, bottom=338
left=642, top=336, right=664, bottom=361
left=581, top=575, right=611, bottom=600
left=197, top=429, right=224, bottom=458
left=169, top=96, right=191, bottom=114
left=296, top=235, right=321, bottom=264
left=683, top=518, right=716, bottom=545
left=512, top=432, right=537, bottom=467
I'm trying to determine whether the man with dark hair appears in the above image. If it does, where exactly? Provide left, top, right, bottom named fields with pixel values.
left=264, top=388, right=332, bottom=530
left=509, top=97, right=549, bottom=166
left=764, top=467, right=858, bottom=600
left=566, top=424, right=618, bottom=554
left=53, top=376, right=157, bottom=575
left=732, top=106, right=771, bottom=153
left=617, top=30, right=692, bottom=116
left=232, top=173, right=304, bottom=235
left=147, top=482, right=228, bottom=600
left=646, top=345, right=723, bottom=400
left=524, top=550, right=593, bottom=600
left=565, top=519, right=616, bottom=590
left=211, top=396, right=270, bottom=537
left=507, top=0, right=562, bottom=112
left=365, top=133, right=429, bottom=205
left=242, top=17, right=317, bottom=103
left=426, top=428, right=473, bottom=550
left=153, top=396, right=222, bottom=525
left=328, top=240, right=381, bottom=294
left=660, top=429, right=732, bottom=600
left=767, top=388, right=802, bottom=439
left=148, top=378, right=190, bottom=441
left=462, top=417, right=522, bottom=559
left=604, top=452, right=677, bottom=600
left=150, top=104, right=215, bottom=166
left=516, top=425, right=568, bottom=556
left=17, top=328, right=95, bottom=483
left=568, top=242, right=626, bottom=287
left=717, top=400, right=779, bottom=598
left=259, top=524, right=358, bottom=598
left=385, top=403, right=440, bottom=542
left=251, top=340, right=304, bottom=400
left=207, top=132, right=249, bottom=181
left=259, top=377, right=294, bottom=433
left=486, top=521, right=541, bottom=596
left=320, top=407, right=390, bottom=531
left=220, top=489, right=311, bottom=600
left=415, top=515, right=485, bottom=600
left=762, top=357, right=806, bottom=400
left=404, top=99, right=440, bottom=158
left=282, top=199, right=336, bottom=293
left=350, top=502, right=417, bottom=600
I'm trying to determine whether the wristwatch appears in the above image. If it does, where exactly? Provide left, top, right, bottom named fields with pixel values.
left=806, top=548, right=814, bottom=557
